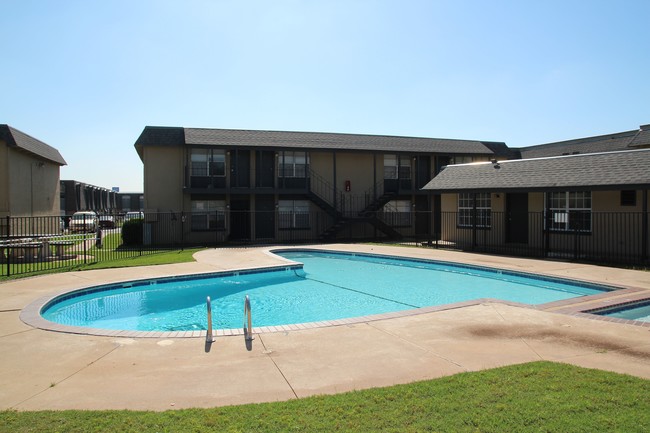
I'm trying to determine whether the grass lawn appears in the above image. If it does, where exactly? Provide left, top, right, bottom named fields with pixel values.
left=0, top=361, right=648, bottom=432
left=0, top=247, right=204, bottom=281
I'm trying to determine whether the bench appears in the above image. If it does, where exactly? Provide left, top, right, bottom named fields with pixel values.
left=5, top=242, right=43, bottom=262
left=49, top=241, right=76, bottom=258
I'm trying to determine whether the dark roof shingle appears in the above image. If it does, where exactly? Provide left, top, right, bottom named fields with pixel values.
left=0, top=125, right=67, bottom=165
left=422, top=149, right=650, bottom=192
left=134, top=126, right=503, bottom=155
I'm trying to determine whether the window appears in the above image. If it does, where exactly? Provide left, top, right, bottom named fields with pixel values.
left=121, top=196, right=131, bottom=211
left=191, top=200, right=226, bottom=231
left=452, top=156, right=473, bottom=165
left=279, top=152, right=309, bottom=178
left=382, top=200, right=412, bottom=226
left=383, top=155, right=411, bottom=180
left=190, top=149, right=226, bottom=177
left=457, top=193, right=491, bottom=228
left=546, top=191, right=591, bottom=232
left=620, top=190, right=637, bottom=207
left=278, top=200, right=310, bottom=229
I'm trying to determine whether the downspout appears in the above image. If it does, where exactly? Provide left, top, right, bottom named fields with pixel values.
left=544, top=192, right=550, bottom=258
left=332, top=151, right=337, bottom=212
left=472, top=192, right=477, bottom=250
left=643, top=189, right=648, bottom=262
left=373, top=153, right=377, bottom=200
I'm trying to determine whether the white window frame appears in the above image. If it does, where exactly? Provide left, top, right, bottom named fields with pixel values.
left=382, top=200, right=412, bottom=226
left=278, top=152, right=309, bottom=178
left=546, top=191, right=592, bottom=232
left=383, top=155, right=411, bottom=180
left=278, top=200, right=310, bottom=229
left=190, top=149, right=226, bottom=177
left=457, top=193, right=491, bottom=228
left=191, top=200, right=226, bottom=231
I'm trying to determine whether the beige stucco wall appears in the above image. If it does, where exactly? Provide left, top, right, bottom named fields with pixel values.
left=4, top=146, right=61, bottom=217
left=0, top=140, right=9, bottom=215
left=143, top=146, right=185, bottom=212
left=439, top=190, right=649, bottom=262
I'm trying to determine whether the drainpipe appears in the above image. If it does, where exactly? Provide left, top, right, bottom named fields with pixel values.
left=472, top=193, right=477, bottom=250
left=543, top=192, right=550, bottom=258
left=643, top=189, right=648, bottom=262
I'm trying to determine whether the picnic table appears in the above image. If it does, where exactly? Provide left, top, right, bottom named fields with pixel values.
left=4, top=242, right=43, bottom=262
left=49, top=240, right=76, bottom=258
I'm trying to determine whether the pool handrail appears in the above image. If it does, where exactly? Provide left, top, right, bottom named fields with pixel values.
left=206, top=296, right=215, bottom=343
left=243, top=295, right=254, bottom=341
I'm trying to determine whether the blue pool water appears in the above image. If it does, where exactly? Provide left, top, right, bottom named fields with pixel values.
left=593, top=301, right=650, bottom=323
left=41, top=250, right=611, bottom=332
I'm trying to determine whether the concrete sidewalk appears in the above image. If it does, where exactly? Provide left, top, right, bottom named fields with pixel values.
left=1, top=245, right=649, bottom=411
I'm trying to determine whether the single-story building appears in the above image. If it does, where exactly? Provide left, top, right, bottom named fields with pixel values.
left=422, top=148, right=650, bottom=263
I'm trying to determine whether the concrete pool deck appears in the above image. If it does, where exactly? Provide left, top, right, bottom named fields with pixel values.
left=1, top=244, right=649, bottom=411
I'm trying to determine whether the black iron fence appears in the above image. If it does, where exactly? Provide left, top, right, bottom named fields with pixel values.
left=2, top=210, right=648, bottom=277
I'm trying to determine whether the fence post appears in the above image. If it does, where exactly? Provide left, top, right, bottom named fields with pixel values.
left=5, top=215, right=10, bottom=277
left=82, top=214, right=88, bottom=264
left=181, top=212, right=185, bottom=250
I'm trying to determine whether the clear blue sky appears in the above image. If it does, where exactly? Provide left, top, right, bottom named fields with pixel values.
left=2, top=0, right=649, bottom=192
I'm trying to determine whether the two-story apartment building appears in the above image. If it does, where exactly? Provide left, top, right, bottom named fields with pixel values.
left=134, top=126, right=511, bottom=244
left=0, top=125, right=67, bottom=237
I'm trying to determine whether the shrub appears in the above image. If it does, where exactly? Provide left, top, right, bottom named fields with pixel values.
left=121, top=218, right=144, bottom=246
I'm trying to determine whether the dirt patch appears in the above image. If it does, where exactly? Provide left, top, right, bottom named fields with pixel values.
left=460, top=323, right=650, bottom=361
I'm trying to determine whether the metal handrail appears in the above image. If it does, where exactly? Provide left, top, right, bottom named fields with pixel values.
left=206, top=296, right=215, bottom=343
left=243, top=295, right=254, bottom=341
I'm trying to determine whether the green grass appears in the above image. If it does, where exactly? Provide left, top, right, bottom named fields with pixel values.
left=0, top=248, right=204, bottom=281
left=0, top=362, right=648, bottom=432
left=77, top=248, right=204, bottom=270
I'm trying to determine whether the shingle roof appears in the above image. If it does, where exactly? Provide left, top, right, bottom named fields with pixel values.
left=0, top=125, right=67, bottom=165
left=134, top=126, right=502, bottom=156
left=422, top=148, right=650, bottom=192
left=518, top=130, right=638, bottom=159
left=628, top=125, right=650, bottom=148
left=517, top=124, right=650, bottom=159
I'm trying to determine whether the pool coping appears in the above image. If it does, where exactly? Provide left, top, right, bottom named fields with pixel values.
left=19, top=247, right=650, bottom=337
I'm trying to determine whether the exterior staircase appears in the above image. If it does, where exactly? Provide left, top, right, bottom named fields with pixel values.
left=306, top=175, right=402, bottom=241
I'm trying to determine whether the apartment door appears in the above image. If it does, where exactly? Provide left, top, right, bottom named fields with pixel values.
left=506, top=193, right=528, bottom=243
left=230, top=150, right=250, bottom=188
left=414, top=195, right=430, bottom=235
left=255, top=195, right=275, bottom=239
left=255, top=151, right=275, bottom=188
left=229, top=197, right=250, bottom=240
left=415, top=156, right=431, bottom=189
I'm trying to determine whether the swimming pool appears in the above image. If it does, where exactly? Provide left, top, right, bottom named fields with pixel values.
left=591, top=300, right=650, bottom=323
left=37, top=249, right=613, bottom=334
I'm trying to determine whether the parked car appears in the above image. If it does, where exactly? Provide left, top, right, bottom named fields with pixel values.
left=69, top=211, right=98, bottom=233
left=99, top=215, right=115, bottom=229
left=124, top=211, right=144, bottom=221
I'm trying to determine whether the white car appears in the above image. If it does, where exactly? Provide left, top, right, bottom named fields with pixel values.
left=69, top=211, right=98, bottom=233
left=124, top=211, right=144, bottom=221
